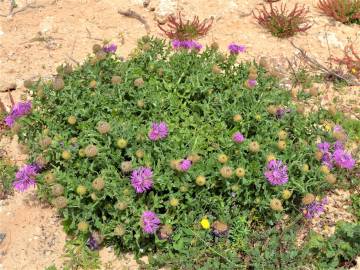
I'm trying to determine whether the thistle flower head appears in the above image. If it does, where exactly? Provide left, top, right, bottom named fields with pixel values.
left=13, top=164, right=39, bottom=192
left=303, top=197, right=327, bottom=219
left=130, top=167, right=153, bottom=193
left=158, top=224, right=173, bottom=240
left=179, top=159, right=192, bottom=171
left=172, top=40, right=202, bottom=51
left=235, top=167, right=245, bottom=177
left=78, top=221, right=89, bottom=232
left=317, top=141, right=331, bottom=153
left=217, top=154, right=229, bottom=163
left=44, top=172, right=55, bottom=184
left=195, top=175, right=206, bottom=186
left=270, top=198, right=283, bottom=211
left=111, top=75, right=122, bottom=85
left=53, top=77, right=65, bottom=91
left=51, top=184, right=64, bottom=196
left=92, top=177, right=105, bottom=191
left=134, top=78, right=144, bottom=87
left=212, top=221, right=229, bottom=237
left=325, top=173, right=337, bottom=184
left=302, top=193, right=315, bottom=205
left=228, top=43, right=246, bottom=54
left=249, top=141, right=260, bottom=153
left=121, top=161, right=133, bottom=173
left=264, top=160, right=288, bottom=186
left=140, top=211, right=160, bottom=234
left=84, top=145, right=98, bottom=158
left=114, top=224, right=126, bottom=236
left=333, top=149, right=355, bottom=170
left=220, top=166, right=233, bottom=178
left=246, top=79, right=257, bottom=88
left=5, top=101, right=32, bottom=128
left=103, top=43, right=117, bottom=53
left=282, top=189, right=292, bottom=200
left=39, top=137, right=52, bottom=149
left=52, top=196, right=67, bottom=208
left=148, top=122, right=168, bottom=141
left=232, top=132, right=245, bottom=143
left=187, top=153, right=201, bottom=163
left=97, top=121, right=111, bottom=134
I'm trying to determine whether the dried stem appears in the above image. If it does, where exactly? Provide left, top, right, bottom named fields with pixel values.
left=118, top=9, right=150, bottom=35
left=290, top=41, right=360, bottom=86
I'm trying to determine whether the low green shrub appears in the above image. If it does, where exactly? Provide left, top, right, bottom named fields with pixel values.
left=306, top=222, right=360, bottom=269
left=0, top=157, right=17, bottom=199
left=9, top=36, right=358, bottom=268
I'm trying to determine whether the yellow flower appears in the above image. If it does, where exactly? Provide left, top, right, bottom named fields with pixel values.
left=351, top=68, right=357, bottom=74
left=200, top=218, right=210, bottom=230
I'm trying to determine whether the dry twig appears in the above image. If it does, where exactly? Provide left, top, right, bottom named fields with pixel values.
left=85, top=27, right=103, bottom=41
left=118, top=9, right=150, bottom=34
left=290, top=41, right=360, bottom=86
left=0, top=1, right=44, bottom=17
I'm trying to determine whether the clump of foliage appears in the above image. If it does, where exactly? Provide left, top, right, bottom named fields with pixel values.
left=10, top=36, right=358, bottom=268
left=332, top=43, right=360, bottom=79
left=350, top=191, right=360, bottom=219
left=158, top=12, right=213, bottom=40
left=253, top=3, right=312, bottom=38
left=63, top=237, right=101, bottom=269
left=318, top=0, right=360, bottom=24
left=306, top=222, right=360, bottom=268
left=0, top=157, right=17, bottom=199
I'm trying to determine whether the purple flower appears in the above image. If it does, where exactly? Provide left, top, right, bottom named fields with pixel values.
left=12, top=164, right=39, bottom=192
left=247, top=79, right=257, bottom=88
left=130, top=167, right=153, bottom=193
left=4, top=116, right=15, bottom=127
left=103, top=43, right=117, bottom=53
left=304, top=197, right=327, bottom=219
left=232, top=132, right=245, bottom=143
left=321, top=152, right=334, bottom=169
left=333, top=125, right=343, bottom=133
left=317, top=141, right=331, bottom=153
left=86, top=234, right=100, bottom=250
left=179, top=159, right=192, bottom=171
left=264, top=160, right=289, bottom=186
left=333, top=149, right=356, bottom=170
left=140, top=211, right=160, bottom=234
left=228, top=43, right=246, bottom=54
left=275, top=108, right=291, bottom=119
left=171, top=40, right=202, bottom=51
left=148, top=122, right=168, bottom=141
left=171, top=39, right=181, bottom=49
left=334, top=140, right=344, bottom=150
left=5, top=101, right=32, bottom=128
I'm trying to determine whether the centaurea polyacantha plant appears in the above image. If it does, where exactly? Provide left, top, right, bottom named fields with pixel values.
left=10, top=36, right=358, bottom=267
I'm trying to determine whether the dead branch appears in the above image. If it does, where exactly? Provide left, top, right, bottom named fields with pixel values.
left=8, top=91, right=14, bottom=106
left=118, top=9, right=150, bottom=34
left=65, top=54, right=80, bottom=66
left=0, top=1, right=45, bottom=17
left=290, top=41, right=360, bottom=86
left=239, top=11, right=252, bottom=18
left=85, top=27, right=103, bottom=41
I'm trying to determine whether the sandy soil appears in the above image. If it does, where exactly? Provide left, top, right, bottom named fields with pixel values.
left=0, top=0, right=359, bottom=269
